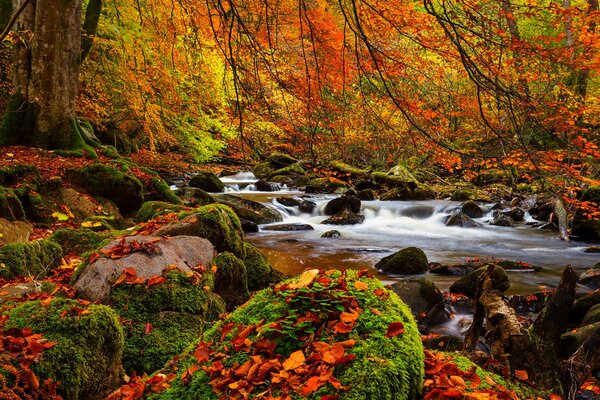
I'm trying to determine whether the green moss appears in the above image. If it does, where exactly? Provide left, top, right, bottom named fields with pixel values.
left=305, top=177, right=349, bottom=193
left=136, top=201, right=186, bottom=222
left=450, top=188, right=476, bottom=201
left=0, top=164, right=41, bottom=186
left=111, top=270, right=225, bottom=375
left=99, top=145, right=122, bottom=160
left=268, top=163, right=306, bottom=180
left=189, top=172, right=225, bottom=192
left=253, top=162, right=275, bottom=179
left=49, top=228, right=104, bottom=255
left=144, top=177, right=183, bottom=205
left=214, top=252, right=250, bottom=310
left=0, top=239, right=63, bottom=279
left=380, top=185, right=435, bottom=201
left=267, top=152, right=298, bottom=168
left=241, top=243, right=283, bottom=291
left=0, top=186, right=26, bottom=221
left=375, top=247, right=429, bottom=275
left=147, top=270, right=424, bottom=400
left=54, top=149, right=85, bottom=158
left=3, top=298, right=124, bottom=400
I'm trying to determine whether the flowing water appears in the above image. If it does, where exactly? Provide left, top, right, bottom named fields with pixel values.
left=219, top=172, right=600, bottom=294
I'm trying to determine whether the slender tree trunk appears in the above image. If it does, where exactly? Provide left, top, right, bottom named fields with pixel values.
left=81, top=0, right=102, bottom=63
left=0, top=0, right=91, bottom=150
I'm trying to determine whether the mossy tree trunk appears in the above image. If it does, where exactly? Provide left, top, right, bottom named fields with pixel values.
left=0, top=0, right=91, bottom=150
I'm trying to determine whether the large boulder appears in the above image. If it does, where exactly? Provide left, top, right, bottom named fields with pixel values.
left=267, top=152, right=298, bottom=168
left=74, top=235, right=215, bottom=303
left=134, top=269, right=424, bottom=400
left=388, top=165, right=418, bottom=183
left=321, top=210, right=365, bottom=225
left=461, top=201, right=484, bottom=218
left=0, top=239, right=63, bottom=279
left=175, top=187, right=214, bottom=207
left=214, top=252, right=250, bottom=310
left=449, top=266, right=510, bottom=298
left=65, top=164, right=144, bottom=213
left=189, top=171, right=225, bottom=193
left=324, top=195, right=361, bottom=215
left=375, top=247, right=429, bottom=275
left=155, top=204, right=245, bottom=256
left=305, top=177, right=349, bottom=193
left=215, top=194, right=283, bottom=224
left=391, top=278, right=450, bottom=327
left=135, top=200, right=186, bottom=222
left=241, top=243, right=283, bottom=291
left=262, top=223, right=315, bottom=231
left=2, top=298, right=124, bottom=400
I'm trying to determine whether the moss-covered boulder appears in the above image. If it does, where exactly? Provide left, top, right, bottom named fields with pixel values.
left=189, top=171, right=225, bottom=193
left=450, top=188, right=476, bottom=201
left=387, top=165, right=418, bottom=183
left=156, top=204, right=245, bottom=257
left=380, top=184, right=435, bottom=201
left=135, top=201, right=186, bottom=222
left=0, top=164, right=41, bottom=186
left=449, top=266, right=510, bottom=298
left=215, top=193, right=283, bottom=224
left=581, top=185, right=600, bottom=204
left=253, top=161, right=275, bottom=179
left=214, top=252, right=251, bottom=311
left=582, top=303, right=600, bottom=325
left=569, top=291, right=600, bottom=324
left=375, top=247, right=428, bottom=275
left=241, top=242, right=283, bottom=291
left=267, top=151, right=298, bottom=168
left=141, top=269, right=424, bottom=400
left=175, top=187, right=213, bottom=207
left=143, top=177, right=183, bottom=205
left=66, top=164, right=144, bottom=213
left=111, top=269, right=225, bottom=375
left=0, top=239, right=63, bottom=279
left=49, top=228, right=106, bottom=255
left=305, top=177, right=349, bottom=194
left=0, top=186, right=26, bottom=221
left=2, top=298, right=124, bottom=400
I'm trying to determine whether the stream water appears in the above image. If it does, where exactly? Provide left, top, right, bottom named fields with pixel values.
left=219, top=172, right=599, bottom=294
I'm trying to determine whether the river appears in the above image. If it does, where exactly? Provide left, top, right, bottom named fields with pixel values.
left=219, top=172, right=599, bottom=294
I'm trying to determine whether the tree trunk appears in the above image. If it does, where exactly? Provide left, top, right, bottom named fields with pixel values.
left=0, top=0, right=91, bottom=150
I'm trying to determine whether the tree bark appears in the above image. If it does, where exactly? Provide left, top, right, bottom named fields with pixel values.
left=80, top=0, right=102, bottom=63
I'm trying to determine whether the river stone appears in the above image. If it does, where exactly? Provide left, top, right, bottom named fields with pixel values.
left=175, top=187, right=213, bottom=207
left=578, top=267, right=600, bottom=291
left=461, top=201, right=483, bottom=219
left=491, top=214, right=513, bottom=227
left=401, top=205, right=435, bottom=219
left=569, top=291, right=600, bottom=324
left=357, top=188, right=377, bottom=201
left=584, top=247, right=600, bottom=253
left=449, top=266, right=510, bottom=298
left=391, top=278, right=449, bottom=326
left=74, top=235, right=215, bottom=303
left=445, top=210, right=477, bottom=227
left=215, top=194, right=283, bottom=224
left=375, top=247, right=428, bottom=275
left=324, top=195, right=361, bottom=215
left=240, top=219, right=259, bottom=233
left=321, top=230, right=341, bottom=238
left=321, top=210, right=365, bottom=225
left=0, top=218, right=32, bottom=245
left=500, top=207, right=525, bottom=222
left=189, top=171, right=225, bottom=193
left=559, top=322, right=600, bottom=364
left=255, top=179, right=275, bottom=192
left=582, top=303, right=600, bottom=325
left=262, top=223, right=314, bottom=231
left=519, top=195, right=538, bottom=211
left=428, top=262, right=475, bottom=276
left=380, top=185, right=435, bottom=201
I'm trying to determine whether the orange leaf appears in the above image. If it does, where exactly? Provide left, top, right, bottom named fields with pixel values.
left=353, top=281, right=369, bottom=291
left=147, top=276, right=166, bottom=287
left=333, top=321, right=353, bottom=334
left=283, top=350, right=305, bottom=371
left=340, top=311, right=359, bottom=324
left=515, top=370, right=529, bottom=381
left=385, top=322, right=405, bottom=338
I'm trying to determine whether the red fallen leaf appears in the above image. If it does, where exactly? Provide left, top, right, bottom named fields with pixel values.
left=333, top=321, right=353, bottom=334
left=300, top=375, right=327, bottom=396
left=320, top=396, right=339, bottom=400
left=373, top=288, right=386, bottom=297
left=193, top=342, right=211, bottom=363
left=424, top=388, right=464, bottom=399
left=514, top=369, right=528, bottom=381
left=89, top=252, right=100, bottom=264
left=385, top=321, right=405, bottom=337
left=283, top=350, right=305, bottom=370
left=22, top=367, right=40, bottom=390
left=317, top=277, right=332, bottom=286
left=469, top=372, right=481, bottom=388
left=144, top=322, right=153, bottom=335
left=147, top=276, right=166, bottom=287
left=340, top=311, right=360, bottom=324
left=549, top=395, right=562, bottom=400
left=181, top=365, right=199, bottom=383
left=232, top=324, right=257, bottom=350
left=338, top=339, right=357, bottom=348
left=43, top=378, right=58, bottom=395
left=26, top=339, right=46, bottom=355
left=60, top=310, right=68, bottom=319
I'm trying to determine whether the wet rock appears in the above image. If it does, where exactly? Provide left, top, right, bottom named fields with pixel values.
left=0, top=218, right=32, bottom=245
left=445, top=210, right=478, bottom=227
left=175, top=187, right=213, bottom=207
left=305, top=178, right=349, bottom=194
left=401, top=205, right=435, bottom=219
left=559, top=322, right=600, bottom=363
left=216, top=194, right=283, bottom=224
left=324, top=195, right=361, bottom=215
left=499, top=207, right=525, bottom=222
left=422, top=334, right=464, bottom=352
left=253, top=162, right=274, bottom=179
left=582, top=304, right=600, bottom=325
left=578, top=267, right=600, bottom=291
left=449, top=266, right=510, bottom=298
left=428, top=262, right=475, bottom=276
left=240, top=219, right=259, bottom=233
left=321, top=210, right=365, bottom=225
left=490, top=214, right=513, bottom=227
left=321, top=230, right=341, bottom=238
left=508, top=292, right=547, bottom=315
left=74, top=235, right=215, bottom=303
left=391, top=278, right=450, bottom=326
left=262, top=223, right=314, bottom=231
left=584, top=246, right=600, bottom=253
left=380, top=184, right=435, bottom=201
left=354, top=179, right=375, bottom=191
left=569, top=291, right=600, bottom=325
left=461, top=201, right=483, bottom=219
left=299, top=199, right=316, bottom=213
left=519, top=195, right=538, bottom=211
left=255, top=179, right=275, bottom=192
left=529, top=199, right=554, bottom=221
left=275, top=197, right=300, bottom=207
left=375, top=247, right=428, bottom=275
left=189, top=171, right=225, bottom=193
left=450, top=188, right=476, bottom=201
left=357, top=188, right=377, bottom=201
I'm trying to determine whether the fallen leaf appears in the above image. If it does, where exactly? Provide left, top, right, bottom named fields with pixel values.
left=283, top=350, right=305, bottom=370
left=353, top=281, right=369, bottom=291
left=514, top=369, right=528, bottom=381
left=144, top=322, right=153, bottom=335
left=385, top=321, right=405, bottom=338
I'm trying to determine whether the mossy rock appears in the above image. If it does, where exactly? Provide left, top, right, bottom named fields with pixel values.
left=253, top=162, right=275, bottom=179
left=0, top=186, right=26, bottom=221
left=175, top=187, right=213, bottom=207
left=136, top=201, right=186, bottom=222
left=449, top=266, right=509, bottom=298
left=66, top=164, right=144, bottom=213
left=451, top=188, right=476, bottom=201
left=375, top=247, right=429, bottom=275
left=49, top=228, right=105, bottom=255
left=144, top=177, right=183, bottom=205
left=111, top=270, right=225, bottom=375
left=387, top=165, right=418, bottom=183
left=569, top=291, right=600, bottom=324
left=582, top=303, right=600, bottom=325
left=189, top=171, right=225, bottom=193
left=215, top=194, right=283, bottom=224
left=581, top=185, right=600, bottom=204
left=0, top=164, right=41, bottom=186
left=214, top=252, right=250, bottom=310
left=267, top=152, right=298, bottom=168
left=241, top=243, right=283, bottom=291
left=305, top=177, right=349, bottom=194
left=0, top=239, right=63, bottom=279
left=157, top=204, right=245, bottom=257
left=380, top=185, right=435, bottom=201
left=145, top=270, right=424, bottom=400
left=3, top=298, right=124, bottom=400
left=267, top=163, right=306, bottom=180
left=13, top=184, right=59, bottom=224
